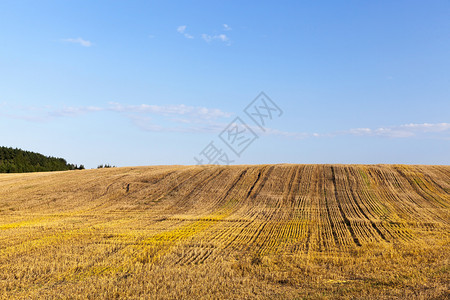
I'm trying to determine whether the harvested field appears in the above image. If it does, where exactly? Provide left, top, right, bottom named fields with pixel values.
left=0, top=164, right=449, bottom=299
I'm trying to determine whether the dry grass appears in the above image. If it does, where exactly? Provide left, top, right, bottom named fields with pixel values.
left=0, top=164, right=448, bottom=299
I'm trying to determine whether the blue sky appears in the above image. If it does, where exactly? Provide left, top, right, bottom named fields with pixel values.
left=0, top=1, right=449, bottom=168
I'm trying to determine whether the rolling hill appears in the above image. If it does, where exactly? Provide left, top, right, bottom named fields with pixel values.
left=0, top=164, right=448, bottom=299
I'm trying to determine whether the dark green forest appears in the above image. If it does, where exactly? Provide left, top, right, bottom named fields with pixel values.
left=0, top=147, right=83, bottom=173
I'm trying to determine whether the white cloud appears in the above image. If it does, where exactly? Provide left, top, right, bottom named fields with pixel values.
left=246, top=122, right=450, bottom=140
left=2, top=101, right=448, bottom=139
left=108, top=102, right=231, bottom=119
left=400, top=122, right=450, bottom=132
left=61, top=37, right=92, bottom=47
left=201, top=33, right=229, bottom=43
left=179, top=25, right=231, bottom=43
left=0, top=102, right=234, bottom=134
left=128, top=115, right=227, bottom=133
left=108, top=103, right=232, bottom=133
left=216, top=34, right=228, bottom=42
left=345, top=123, right=450, bottom=138
left=258, top=127, right=310, bottom=139
left=201, top=34, right=212, bottom=42
left=177, top=25, right=194, bottom=39
left=50, top=106, right=103, bottom=117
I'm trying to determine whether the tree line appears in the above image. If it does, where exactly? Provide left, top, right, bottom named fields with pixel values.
left=0, top=146, right=83, bottom=173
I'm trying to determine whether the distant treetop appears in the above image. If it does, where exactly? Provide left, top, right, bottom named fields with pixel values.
left=0, top=146, right=83, bottom=173
left=97, top=164, right=116, bottom=169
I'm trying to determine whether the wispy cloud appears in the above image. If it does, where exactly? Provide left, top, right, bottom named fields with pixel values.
left=242, top=122, right=450, bottom=140
left=201, top=33, right=229, bottom=43
left=128, top=114, right=227, bottom=134
left=47, top=102, right=231, bottom=122
left=201, top=34, right=211, bottom=42
left=223, top=24, right=232, bottom=31
left=105, top=102, right=232, bottom=133
left=49, top=106, right=103, bottom=117
left=177, top=25, right=194, bottom=39
left=61, top=37, right=92, bottom=47
left=2, top=102, right=448, bottom=139
left=177, top=25, right=187, bottom=34
left=216, top=34, right=228, bottom=42
left=0, top=102, right=233, bottom=133
left=108, top=102, right=231, bottom=120
left=178, top=24, right=231, bottom=44
left=344, top=123, right=450, bottom=138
